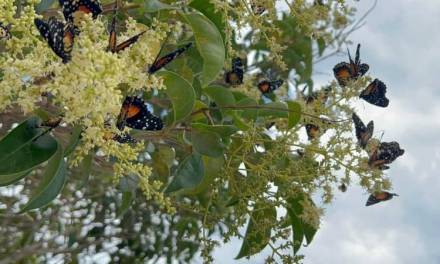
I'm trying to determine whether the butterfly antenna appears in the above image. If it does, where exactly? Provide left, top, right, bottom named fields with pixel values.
left=152, top=34, right=171, bottom=65
left=355, top=43, right=361, bottom=64
left=347, top=45, right=355, bottom=65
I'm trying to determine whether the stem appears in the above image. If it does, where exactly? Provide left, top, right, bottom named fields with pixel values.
left=191, top=105, right=348, bottom=123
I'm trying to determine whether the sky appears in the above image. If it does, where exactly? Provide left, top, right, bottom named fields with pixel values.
left=213, top=1, right=440, bottom=263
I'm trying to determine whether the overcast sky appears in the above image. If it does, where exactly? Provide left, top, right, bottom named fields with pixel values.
left=213, top=1, right=440, bottom=263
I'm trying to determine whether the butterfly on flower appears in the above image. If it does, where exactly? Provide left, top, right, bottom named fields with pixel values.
left=116, top=96, right=163, bottom=132
left=352, top=113, right=374, bottom=149
left=107, top=12, right=146, bottom=53
left=365, top=192, right=398, bottom=206
left=34, top=17, right=75, bottom=63
left=148, top=43, right=193, bottom=74
left=250, top=1, right=266, bottom=15
left=333, top=44, right=369, bottom=86
left=305, top=124, right=320, bottom=140
left=302, top=86, right=332, bottom=106
left=0, top=22, right=11, bottom=40
left=368, top=141, right=404, bottom=170
left=257, top=79, right=283, bottom=94
left=360, top=79, right=389, bottom=107
left=225, top=57, right=244, bottom=85
left=58, top=0, right=102, bottom=25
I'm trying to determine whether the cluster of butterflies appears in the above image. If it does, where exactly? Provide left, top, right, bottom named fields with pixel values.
left=224, top=57, right=284, bottom=94
left=333, top=44, right=404, bottom=206
left=30, top=0, right=193, bottom=143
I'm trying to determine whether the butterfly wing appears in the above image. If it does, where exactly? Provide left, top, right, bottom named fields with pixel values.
left=225, top=57, right=244, bottom=85
left=366, top=192, right=396, bottom=206
left=333, top=62, right=352, bottom=86
left=59, top=0, right=102, bottom=22
left=360, top=79, right=389, bottom=107
left=306, top=124, right=320, bottom=140
left=35, top=18, right=73, bottom=63
left=352, top=113, right=373, bottom=149
left=108, top=16, right=117, bottom=52
left=114, top=31, right=146, bottom=53
left=118, top=97, right=163, bottom=131
left=148, top=43, right=192, bottom=74
left=0, top=22, right=11, bottom=40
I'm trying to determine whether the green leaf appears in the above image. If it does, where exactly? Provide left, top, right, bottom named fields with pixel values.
left=191, top=128, right=224, bottom=157
left=286, top=101, right=302, bottom=129
left=286, top=194, right=319, bottom=255
left=317, top=37, right=326, bottom=56
left=185, top=156, right=224, bottom=195
left=191, top=123, right=238, bottom=139
left=165, top=153, right=204, bottom=193
left=189, top=0, right=226, bottom=42
left=0, top=117, right=58, bottom=176
left=236, top=97, right=259, bottom=120
left=258, top=102, right=288, bottom=118
left=20, top=141, right=66, bottom=212
left=117, top=191, right=134, bottom=218
left=144, top=0, right=178, bottom=12
left=236, top=203, right=276, bottom=259
left=158, top=71, right=195, bottom=123
left=64, top=125, right=82, bottom=157
left=204, top=85, right=236, bottom=113
left=182, top=13, right=225, bottom=86
left=35, top=0, right=56, bottom=13
left=0, top=170, right=31, bottom=186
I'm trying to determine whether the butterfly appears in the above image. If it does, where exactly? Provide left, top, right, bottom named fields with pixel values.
left=108, top=15, right=146, bottom=53
left=360, top=79, right=389, bottom=107
left=147, top=43, right=193, bottom=74
left=251, top=2, right=266, bottom=15
left=225, top=57, right=244, bottom=85
left=305, top=124, right=320, bottom=140
left=116, top=96, right=163, bottom=131
left=338, top=183, right=347, bottom=192
left=0, top=22, right=11, bottom=40
left=58, top=0, right=102, bottom=24
left=365, top=191, right=398, bottom=206
left=368, top=141, right=404, bottom=170
left=41, top=116, right=63, bottom=128
left=352, top=113, right=374, bottom=149
left=303, top=86, right=332, bottom=105
left=258, top=79, right=283, bottom=94
left=333, top=44, right=369, bottom=86
left=35, top=17, right=75, bottom=63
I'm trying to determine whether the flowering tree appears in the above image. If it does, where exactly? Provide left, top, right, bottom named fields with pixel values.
left=0, top=0, right=403, bottom=263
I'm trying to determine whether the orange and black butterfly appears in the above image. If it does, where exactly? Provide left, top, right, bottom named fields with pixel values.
left=116, top=96, right=163, bottom=132
left=305, top=124, right=321, bottom=140
left=368, top=141, right=404, bottom=170
left=258, top=79, right=283, bottom=94
left=360, top=79, right=389, bottom=107
left=35, top=17, right=75, bottom=63
left=107, top=13, right=146, bottom=53
left=251, top=2, right=266, bottom=15
left=58, top=0, right=102, bottom=24
left=225, top=57, right=244, bottom=85
left=148, top=43, right=193, bottom=74
left=333, top=44, right=369, bottom=86
left=0, top=22, right=11, bottom=40
left=303, top=86, right=332, bottom=105
left=366, top=191, right=398, bottom=206
left=352, top=113, right=374, bottom=149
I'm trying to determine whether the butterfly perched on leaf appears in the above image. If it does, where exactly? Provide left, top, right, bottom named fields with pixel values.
left=148, top=43, right=193, bottom=74
left=225, top=57, right=244, bottom=85
left=35, top=17, right=75, bottom=63
left=352, top=113, right=374, bottom=149
left=333, top=44, right=369, bottom=86
left=258, top=79, right=283, bottom=94
left=368, top=141, right=404, bottom=170
left=366, top=191, right=398, bottom=206
left=107, top=12, right=146, bottom=53
left=360, top=79, right=389, bottom=107
left=0, top=22, right=11, bottom=40
left=58, top=0, right=102, bottom=24
left=116, top=96, right=163, bottom=131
